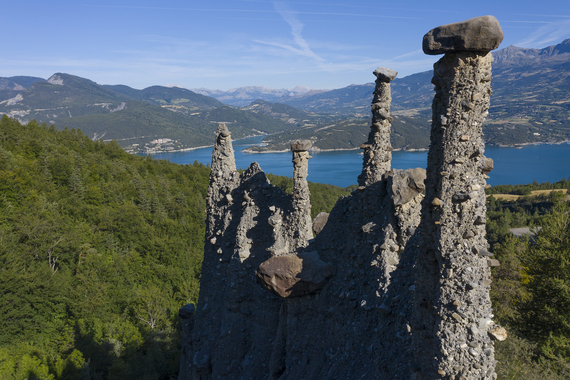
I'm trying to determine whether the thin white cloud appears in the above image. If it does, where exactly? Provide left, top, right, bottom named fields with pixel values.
left=254, top=39, right=312, bottom=57
left=516, top=18, right=570, bottom=48
left=515, top=14, right=570, bottom=18
left=390, top=49, right=423, bottom=61
left=272, top=2, right=325, bottom=64
left=82, top=4, right=418, bottom=19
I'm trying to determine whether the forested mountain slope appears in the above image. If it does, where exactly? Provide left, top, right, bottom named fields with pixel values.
left=0, top=115, right=209, bottom=379
left=0, top=116, right=353, bottom=379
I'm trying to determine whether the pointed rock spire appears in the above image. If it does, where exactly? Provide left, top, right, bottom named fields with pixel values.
left=358, top=67, right=397, bottom=186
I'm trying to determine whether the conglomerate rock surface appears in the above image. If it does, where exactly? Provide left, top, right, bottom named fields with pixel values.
left=179, top=15, right=504, bottom=380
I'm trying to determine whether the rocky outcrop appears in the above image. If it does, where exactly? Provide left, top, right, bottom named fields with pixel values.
left=180, top=15, right=504, bottom=380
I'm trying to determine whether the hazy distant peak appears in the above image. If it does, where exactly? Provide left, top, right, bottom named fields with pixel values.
left=190, top=85, right=316, bottom=106
left=165, top=84, right=185, bottom=88
left=290, top=85, right=310, bottom=93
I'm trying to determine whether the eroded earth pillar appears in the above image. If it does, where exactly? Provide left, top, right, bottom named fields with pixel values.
left=412, top=15, right=504, bottom=380
left=290, top=140, right=313, bottom=248
left=358, top=67, right=397, bottom=186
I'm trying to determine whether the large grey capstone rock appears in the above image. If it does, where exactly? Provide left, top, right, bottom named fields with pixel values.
left=389, top=168, right=426, bottom=206
left=423, top=15, right=504, bottom=55
left=256, top=251, right=333, bottom=298
left=373, top=67, right=398, bottom=82
left=290, top=140, right=312, bottom=152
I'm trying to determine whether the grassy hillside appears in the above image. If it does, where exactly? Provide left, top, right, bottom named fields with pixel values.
left=191, top=105, right=301, bottom=134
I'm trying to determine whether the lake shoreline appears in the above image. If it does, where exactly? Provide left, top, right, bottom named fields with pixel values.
left=149, top=136, right=570, bottom=188
left=242, top=146, right=431, bottom=154
left=139, top=134, right=570, bottom=155
left=241, top=139, right=570, bottom=154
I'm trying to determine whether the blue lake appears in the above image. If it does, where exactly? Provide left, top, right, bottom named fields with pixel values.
left=152, top=136, right=570, bottom=188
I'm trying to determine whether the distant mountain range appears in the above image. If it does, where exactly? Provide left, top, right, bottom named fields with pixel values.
left=1, top=39, right=569, bottom=152
left=0, top=74, right=322, bottom=153
left=190, top=85, right=325, bottom=107
left=270, top=39, right=570, bottom=146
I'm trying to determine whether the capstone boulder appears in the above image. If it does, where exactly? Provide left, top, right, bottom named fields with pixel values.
left=423, top=15, right=504, bottom=55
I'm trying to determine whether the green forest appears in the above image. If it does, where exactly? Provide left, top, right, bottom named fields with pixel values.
left=1, top=116, right=569, bottom=379
left=0, top=115, right=209, bottom=379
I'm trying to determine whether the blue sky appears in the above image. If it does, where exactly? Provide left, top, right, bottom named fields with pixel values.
left=2, top=0, right=570, bottom=90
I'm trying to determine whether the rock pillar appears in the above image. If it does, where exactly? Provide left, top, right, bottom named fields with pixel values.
left=358, top=67, right=397, bottom=186
left=207, top=123, right=238, bottom=204
left=290, top=140, right=313, bottom=248
left=412, top=16, right=503, bottom=380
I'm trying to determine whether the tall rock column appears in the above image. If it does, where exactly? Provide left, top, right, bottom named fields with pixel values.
left=207, top=122, right=239, bottom=204
left=358, top=67, right=397, bottom=186
left=289, top=140, right=313, bottom=248
left=412, top=16, right=503, bottom=380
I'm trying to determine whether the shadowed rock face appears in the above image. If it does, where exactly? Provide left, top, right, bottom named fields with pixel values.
left=179, top=16, right=503, bottom=380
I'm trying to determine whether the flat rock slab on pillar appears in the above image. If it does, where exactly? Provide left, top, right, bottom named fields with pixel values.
left=423, top=15, right=504, bottom=55
left=291, top=140, right=312, bottom=152
left=373, top=67, right=398, bottom=82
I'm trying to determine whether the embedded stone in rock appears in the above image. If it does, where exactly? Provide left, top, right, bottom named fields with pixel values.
left=179, top=303, right=195, bottom=319
left=481, top=156, right=494, bottom=174
left=488, top=325, right=508, bottom=341
left=423, top=15, right=504, bottom=55
left=474, top=216, right=487, bottom=225
left=373, top=67, right=398, bottom=82
left=255, top=251, right=331, bottom=298
left=291, top=140, right=312, bottom=152
left=487, top=259, right=501, bottom=267
left=312, top=212, right=329, bottom=235
left=193, top=349, right=212, bottom=374
left=389, top=168, right=427, bottom=206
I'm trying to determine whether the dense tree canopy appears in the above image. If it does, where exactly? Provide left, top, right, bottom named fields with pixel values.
left=0, top=115, right=209, bottom=379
